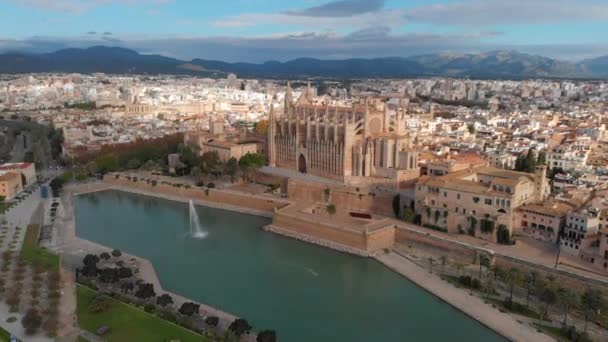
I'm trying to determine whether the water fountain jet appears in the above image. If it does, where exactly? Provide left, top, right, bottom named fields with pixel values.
left=189, top=200, right=207, bottom=239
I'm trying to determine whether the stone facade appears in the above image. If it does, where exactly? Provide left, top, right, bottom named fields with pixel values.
left=0, top=171, right=22, bottom=200
left=415, top=165, right=550, bottom=242
left=0, top=163, right=36, bottom=186
left=268, top=82, right=420, bottom=187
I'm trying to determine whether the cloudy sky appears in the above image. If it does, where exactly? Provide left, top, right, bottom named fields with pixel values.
left=1, top=0, right=607, bottom=62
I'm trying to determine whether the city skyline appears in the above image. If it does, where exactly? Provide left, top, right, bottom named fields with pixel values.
left=1, top=0, right=608, bottom=62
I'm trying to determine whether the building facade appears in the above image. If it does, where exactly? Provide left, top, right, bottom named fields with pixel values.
left=414, top=165, right=550, bottom=242
left=0, top=171, right=23, bottom=200
left=0, top=163, right=36, bottom=186
left=268, top=82, right=420, bottom=188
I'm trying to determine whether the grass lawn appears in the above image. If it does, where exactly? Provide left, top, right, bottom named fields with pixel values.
left=21, top=224, right=60, bottom=270
left=483, top=296, right=549, bottom=321
left=532, top=323, right=572, bottom=342
left=77, top=285, right=210, bottom=342
left=0, top=326, right=13, bottom=342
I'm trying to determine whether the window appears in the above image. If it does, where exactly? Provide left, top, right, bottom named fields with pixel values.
left=484, top=198, right=493, bottom=205
left=455, top=208, right=459, bottom=213
left=443, top=192, right=447, bottom=197
left=473, top=197, right=480, bottom=203
left=457, top=194, right=461, bottom=200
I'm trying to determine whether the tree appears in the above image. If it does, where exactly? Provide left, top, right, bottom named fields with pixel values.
left=539, top=286, right=558, bottom=321
left=81, top=254, right=100, bottom=277
left=201, top=151, right=222, bottom=176
left=257, top=330, right=277, bottom=342
left=111, top=249, right=122, bottom=257
left=581, top=288, right=606, bottom=333
left=117, top=267, right=132, bottom=279
left=523, top=271, right=538, bottom=307
left=205, top=316, right=219, bottom=327
left=557, top=287, right=578, bottom=326
left=85, top=160, right=98, bottom=175
left=254, top=120, right=269, bottom=135
left=98, top=268, right=120, bottom=283
left=238, top=153, right=266, bottom=182
left=467, top=124, right=475, bottom=134
left=134, top=283, right=156, bottom=300
left=478, top=254, right=490, bottom=283
left=126, top=158, right=141, bottom=170
left=392, top=195, right=400, bottom=218
left=99, top=252, right=111, bottom=261
left=326, top=203, right=336, bottom=215
left=502, top=268, right=522, bottom=305
left=537, top=151, right=547, bottom=165
left=228, top=318, right=252, bottom=337
left=156, top=293, right=174, bottom=307
left=427, top=257, right=435, bottom=274
left=402, top=207, right=415, bottom=223
left=178, top=302, right=200, bottom=317
left=21, top=308, right=42, bottom=335
left=95, top=155, right=119, bottom=174
left=120, top=281, right=134, bottom=293
left=224, top=157, right=239, bottom=182
left=190, top=166, right=202, bottom=182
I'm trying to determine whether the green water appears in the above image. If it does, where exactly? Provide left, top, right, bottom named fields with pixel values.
left=74, top=190, right=506, bottom=342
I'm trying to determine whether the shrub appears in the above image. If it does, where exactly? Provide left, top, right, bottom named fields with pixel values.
left=88, top=295, right=112, bottom=313
left=229, top=318, right=252, bottom=337
left=21, top=309, right=42, bottom=335
left=143, top=303, right=156, bottom=314
left=111, top=249, right=122, bottom=257
left=207, top=182, right=215, bottom=189
left=205, top=316, right=219, bottom=327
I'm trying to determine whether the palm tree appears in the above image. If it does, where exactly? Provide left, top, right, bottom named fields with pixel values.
left=455, top=262, right=464, bottom=276
left=502, top=268, right=522, bottom=305
left=478, top=254, right=489, bottom=283
left=539, top=286, right=557, bottom=321
left=190, top=166, right=202, bottom=183
left=439, top=255, right=447, bottom=273
left=523, top=271, right=538, bottom=307
left=581, top=288, right=606, bottom=333
left=556, top=287, right=577, bottom=326
left=427, top=257, right=436, bottom=274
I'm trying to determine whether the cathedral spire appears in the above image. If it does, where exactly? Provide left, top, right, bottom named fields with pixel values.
left=285, top=81, right=293, bottom=114
left=268, top=101, right=276, bottom=167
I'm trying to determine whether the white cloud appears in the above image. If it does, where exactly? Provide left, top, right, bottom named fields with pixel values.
left=406, top=0, right=608, bottom=26
left=211, top=9, right=407, bottom=30
left=11, top=0, right=173, bottom=13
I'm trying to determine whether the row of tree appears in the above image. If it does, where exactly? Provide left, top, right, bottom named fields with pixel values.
left=488, top=264, right=605, bottom=335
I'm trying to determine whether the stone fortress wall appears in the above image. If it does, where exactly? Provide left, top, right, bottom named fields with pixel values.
left=103, top=173, right=290, bottom=215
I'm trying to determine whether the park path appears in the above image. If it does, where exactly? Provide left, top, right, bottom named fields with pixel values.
left=375, top=252, right=555, bottom=342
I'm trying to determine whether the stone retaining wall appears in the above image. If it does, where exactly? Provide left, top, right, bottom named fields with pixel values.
left=263, top=224, right=370, bottom=257
left=104, top=173, right=289, bottom=215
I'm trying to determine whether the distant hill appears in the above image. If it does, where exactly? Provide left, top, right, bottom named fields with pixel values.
left=0, top=46, right=607, bottom=79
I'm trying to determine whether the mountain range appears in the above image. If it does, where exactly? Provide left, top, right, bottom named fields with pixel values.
left=1, top=46, right=607, bottom=79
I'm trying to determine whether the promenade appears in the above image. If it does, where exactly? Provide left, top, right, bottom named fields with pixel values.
left=376, top=252, right=554, bottom=342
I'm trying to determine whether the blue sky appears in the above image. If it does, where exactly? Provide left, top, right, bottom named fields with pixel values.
left=0, top=0, right=607, bottom=62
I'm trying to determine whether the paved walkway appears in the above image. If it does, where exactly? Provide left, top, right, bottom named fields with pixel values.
left=395, top=222, right=608, bottom=284
left=0, top=184, right=54, bottom=342
left=376, top=252, right=554, bottom=342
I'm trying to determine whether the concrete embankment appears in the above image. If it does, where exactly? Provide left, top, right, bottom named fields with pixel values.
left=376, top=252, right=554, bottom=342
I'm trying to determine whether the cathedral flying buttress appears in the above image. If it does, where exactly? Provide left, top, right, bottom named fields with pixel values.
left=268, top=82, right=420, bottom=187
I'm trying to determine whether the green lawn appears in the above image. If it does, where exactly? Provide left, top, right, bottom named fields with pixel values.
left=0, top=326, right=12, bottom=342
left=77, top=285, right=210, bottom=342
left=21, top=224, right=60, bottom=270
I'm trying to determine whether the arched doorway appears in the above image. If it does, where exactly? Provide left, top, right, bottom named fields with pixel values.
left=298, top=154, right=307, bottom=173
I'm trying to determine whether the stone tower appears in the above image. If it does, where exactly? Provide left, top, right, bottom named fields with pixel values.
left=535, top=164, right=548, bottom=201
left=268, top=103, right=277, bottom=167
